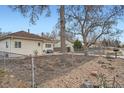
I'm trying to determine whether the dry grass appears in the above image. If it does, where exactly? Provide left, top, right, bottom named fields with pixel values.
left=0, top=55, right=124, bottom=88
left=39, top=57, right=124, bottom=88
left=0, top=54, right=95, bottom=87
left=0, top=69, right=6, bottom=77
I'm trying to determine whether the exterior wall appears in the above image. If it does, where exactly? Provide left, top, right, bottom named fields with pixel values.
left=54, top=42, right=61, bottom=48
left=121, top=48, right=124, bottom=56
left=43, top=43, right=54, bottom=52
left=0, top=38, right=44, bottom=56
left=0, top=38, right=11, bottom=53
left=66, top=41, right=74, bottom=52
left=11, top=39, right=43, bottom=55
left=54, top=40, right=74, bottom=52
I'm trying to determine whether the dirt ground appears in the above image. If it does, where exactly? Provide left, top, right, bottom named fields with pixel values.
left=40, top=57, right=124, bottom=88
left=0, top=54, right=124, bottom=88
left=0, top=54, right=94, bottom=87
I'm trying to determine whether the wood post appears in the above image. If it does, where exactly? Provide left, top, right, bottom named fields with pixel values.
left=3, top=55, right=6, bottom=71
left=31, top=56, right=35, bottom=88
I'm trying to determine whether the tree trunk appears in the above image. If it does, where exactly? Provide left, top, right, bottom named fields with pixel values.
left=83, top=35, right=88, bottom=56
left=60, top=5, right=66, bottom=62
left=84, top=44, right=88, bottom=56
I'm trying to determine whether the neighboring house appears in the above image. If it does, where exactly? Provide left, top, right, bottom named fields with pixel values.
left=0, top=31, right=53, bottom=57
left=120, top=48, right=124, bottom=56
left=89, top=41, right=103, bottom=48
left=54, top=39, right=74, bottom=52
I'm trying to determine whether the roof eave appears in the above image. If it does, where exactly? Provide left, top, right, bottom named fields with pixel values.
left=0, top=36, right=53, bottom=43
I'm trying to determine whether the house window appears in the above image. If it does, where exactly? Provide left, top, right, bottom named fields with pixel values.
left=38, top=42, right=40, bottom=46
left=15, top=41, right=21, bottom=48
left=6, top=42, right=8, bottom=48
left=45, top=44, right=51, bottom=48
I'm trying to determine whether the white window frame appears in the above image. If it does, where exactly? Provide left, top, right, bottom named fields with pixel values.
left=45, top=44, right=51, bottom=48
left=15, top=41, right=21, bottom=48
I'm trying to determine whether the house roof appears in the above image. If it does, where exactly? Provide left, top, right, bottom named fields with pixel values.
left=9, top=31, right=42, bottom=39
left=0, top=31, right=53, bottom=43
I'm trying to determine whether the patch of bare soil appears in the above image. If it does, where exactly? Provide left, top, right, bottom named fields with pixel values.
left=0, top=54, right=95, bottom=87
left=39, top=57, right=124, bottom=88
left=0, top=69, right=30, bottom=88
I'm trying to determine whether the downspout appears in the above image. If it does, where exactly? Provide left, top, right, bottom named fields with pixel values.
left=42, top=41, right=44, bottom=55
left=10, top=37, right=12, bottom=57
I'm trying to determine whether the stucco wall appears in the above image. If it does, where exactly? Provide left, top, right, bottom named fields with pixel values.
left=0, top=38, right=44, bottom=56
left=0, top=38, right=54, bottom=56
left=11, top=39, right=44, bottom=55
left=0, top=38, right=11, bottom=53
left=54, top=40, right=74, bottom=52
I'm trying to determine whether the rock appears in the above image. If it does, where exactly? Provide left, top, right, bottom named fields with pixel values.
left=10, top=75, right=14, bottom=78
left=90, top=70, right=98, bottom=77
left=93, top=85, right=99, bottom=88
left=108, top=66, right=115, bottom=70
left=98, top=60, right=104, bottom=64
left=80, top=80, right=94, bottom=88
left=108, top=63, right=111, bottom=65
left=107, top=59, right=113, bottom=61
left=116, top=74, right=119, bottom=77
left=101, top=64, right=107, bottom=69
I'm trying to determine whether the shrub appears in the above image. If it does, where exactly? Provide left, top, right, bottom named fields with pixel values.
left=73, top=39, right=82, bottom=51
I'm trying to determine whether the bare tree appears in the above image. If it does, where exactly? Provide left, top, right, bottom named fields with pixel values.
left=9, top=5, right=50, bottom=25
left=60, top=5, right=66, bottom=63
left=50, top=30, right=59, bottom=40
left=41, top=30, right=59, bottom=40
left=60, top=5, right=66, bottom=53
left=65, top=5, right=124, bottom=55
left=52, top=21, right=76, bottom=41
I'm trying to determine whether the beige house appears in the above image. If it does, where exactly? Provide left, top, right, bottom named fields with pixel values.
left=54, top=39, right=74, bottom=52
left=0, top=31, right=53, bottom=57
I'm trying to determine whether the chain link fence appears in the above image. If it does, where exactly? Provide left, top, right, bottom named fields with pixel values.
left=0, top=53, right=95, bottom=87
left=0, top=49, right=123, bottom=88
left=74, top=47, right=105, bottom=55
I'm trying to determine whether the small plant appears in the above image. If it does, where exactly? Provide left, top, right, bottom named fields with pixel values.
left=96, top=73, right=107, bottom=88
left=96, top=73, right=121, bottom=88
left=110, top=77, right=121, bottom=88
left=0, top=69, right=6, bottom=77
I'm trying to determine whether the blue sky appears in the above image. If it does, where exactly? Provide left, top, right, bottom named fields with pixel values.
left=0, top=5, right=58, bottom=35
left=0, top=5, right=124, bottom=43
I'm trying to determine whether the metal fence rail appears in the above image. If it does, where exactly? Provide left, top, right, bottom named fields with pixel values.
left=0, top=51, right=27, bottom=59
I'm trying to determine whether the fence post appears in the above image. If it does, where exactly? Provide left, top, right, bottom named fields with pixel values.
left=31, top=56, right=35, bottom=88
left=3, top=55, right=6, bottom=71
